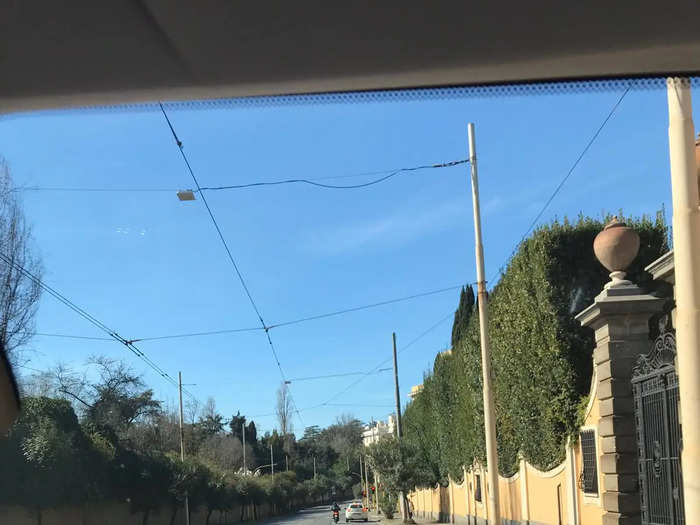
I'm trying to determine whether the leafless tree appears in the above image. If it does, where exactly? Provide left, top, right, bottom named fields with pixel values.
left=185, top=396, right=200, bottom=425
left=275, top=382, right=293, bottom=436
left=19, top=369, right=56, bottom=397
left=53, top=361, right=91, bottom=409
left=0, top=160, right=42, bottom=366
left=201, top=396, right=217, bottom=421
left=197, top=434, right=244, bottom=471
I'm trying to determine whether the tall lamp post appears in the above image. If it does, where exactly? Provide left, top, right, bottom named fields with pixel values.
left=466, top=123, right=500, bottom=524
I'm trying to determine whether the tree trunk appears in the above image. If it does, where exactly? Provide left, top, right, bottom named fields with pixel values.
left=142, top=509, right=150, bottom=525
left=35, top=508, right=42, bottom=525
left=206, top=508, right=213, bottom=525
left=169, top=505, right=178, bottom=525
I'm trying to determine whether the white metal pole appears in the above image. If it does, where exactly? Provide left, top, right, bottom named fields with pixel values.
left=242, top=422, right=247, bottom=475
left=667, top=76, right=700, bottom=522
left=271, top=443, right=274, bottom=478
left=467, top=123, right=501, bottom=525
left=178, top=372, right=190, bottom=525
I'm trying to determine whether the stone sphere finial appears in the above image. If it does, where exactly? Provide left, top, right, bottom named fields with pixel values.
left=593, top=217, right=640, bottom=288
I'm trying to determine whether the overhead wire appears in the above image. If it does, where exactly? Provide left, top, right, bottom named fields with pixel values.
left=316, top=309, right=456, bottom=408
left=0, top=252, right=197, bottom=401
left=325, top=403, right=394, bottom=408
left=16, top=364, right=45, bottom=374
left=266, top=283, right=468, bottom=330
left=158, top=103, right=306, bottom=427
left=31, top=331, right=114, bottom=341
left=197, top=160, right=467, bottom=192
left=27, top=282, right=472, bottom=343
left=131, top=326, right=262, bottom=343
left=486, top=85, right=631, bottom=286
left=286, top=368, right=392, bottom=383
left=14, top=160, right=467, bottom=194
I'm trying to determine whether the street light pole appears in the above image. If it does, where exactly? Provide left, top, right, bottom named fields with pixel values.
left=178, top=372, right=190, bottom=525
left=467, top=122, right=500, bottom=525
left=270, top=443, right=274, bottom=478
left=391, top=332, right=409, bottom=522
left=666, top=77, right=700, bottom=522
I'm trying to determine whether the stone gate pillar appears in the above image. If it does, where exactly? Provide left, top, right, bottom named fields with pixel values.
left=575, top=219, right=664, bottom=525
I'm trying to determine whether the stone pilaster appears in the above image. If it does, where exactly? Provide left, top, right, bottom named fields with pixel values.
left=576, top=284, right=664, bottom=525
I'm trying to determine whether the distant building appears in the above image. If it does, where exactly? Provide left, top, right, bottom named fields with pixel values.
left=362, top=415, right=395, bottom=446
left=408, top=384, right=423, bottom=400
left=407, top=348, right=450, bottom=401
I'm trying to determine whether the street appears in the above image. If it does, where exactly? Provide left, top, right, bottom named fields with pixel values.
left=258, top=504, right=382, bottom=525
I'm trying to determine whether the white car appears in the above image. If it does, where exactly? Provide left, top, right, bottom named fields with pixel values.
left=345, top=502, right=368, bottom=522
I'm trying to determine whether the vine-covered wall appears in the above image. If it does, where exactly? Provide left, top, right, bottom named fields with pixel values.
left=403, top=213, right=669, bottom=480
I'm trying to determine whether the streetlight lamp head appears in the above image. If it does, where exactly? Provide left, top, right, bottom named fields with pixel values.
left=177, top=189, right=196, bottom=201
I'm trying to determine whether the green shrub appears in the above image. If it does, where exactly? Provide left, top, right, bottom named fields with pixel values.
left=379, top=489, right=397, bottom=519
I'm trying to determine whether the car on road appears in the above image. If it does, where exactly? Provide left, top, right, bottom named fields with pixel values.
left=345, top=502, right=368, bottom=522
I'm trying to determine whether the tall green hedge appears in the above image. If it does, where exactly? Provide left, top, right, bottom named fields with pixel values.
left=404, top=213, right=669, bottom=478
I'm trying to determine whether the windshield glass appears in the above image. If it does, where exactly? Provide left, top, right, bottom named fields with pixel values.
left=0, top=77, right=690, bottom=524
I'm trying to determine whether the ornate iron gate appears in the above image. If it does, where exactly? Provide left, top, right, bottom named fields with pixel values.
left=632, top=322, right=684, bottom=525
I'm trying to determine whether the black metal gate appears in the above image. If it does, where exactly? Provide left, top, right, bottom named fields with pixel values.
left=632, top=322, right=684, bottom=525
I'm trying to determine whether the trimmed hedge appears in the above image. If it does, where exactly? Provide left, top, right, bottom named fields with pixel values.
left=404, top=213, right=669, bottom=477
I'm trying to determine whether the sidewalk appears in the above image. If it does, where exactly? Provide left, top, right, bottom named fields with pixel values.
left=370, top=512, right=437, bottom=524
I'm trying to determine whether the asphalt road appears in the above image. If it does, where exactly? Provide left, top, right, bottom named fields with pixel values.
left=258, top=504, right=381, bottom=525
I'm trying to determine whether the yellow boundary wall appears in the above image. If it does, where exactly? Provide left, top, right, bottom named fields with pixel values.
left=409, top=373, right=606, bottom=525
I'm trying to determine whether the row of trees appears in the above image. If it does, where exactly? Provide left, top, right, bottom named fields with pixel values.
left=0, top=161, right=370, bottom=522
left=0, top=394, right=319, bottom=524
left=5, top=356, right=367, bottom=524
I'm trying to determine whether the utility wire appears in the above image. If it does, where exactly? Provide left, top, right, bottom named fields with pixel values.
left=249, top=401, right=394, bottom=418
left=16, top=186, right=178, bottom=193
left=487, top=85, right=631, bottom=285
left=198, top=160, right=467, bottom=192
left=326, top=403, right=394, bottom=408
left=16, top=364, right=45, bottom=374
left=159, top=103, right=265, bottom=327
left=0, top=252, right=197, bottom=401
left=15, top=160, right=467, bottom=194
left=31, top=331, right=114, bottom=341
left=158, top=103, right=305, bottom=426
left=267, top=283, right=469, bottom=330
left=286, top=368, right=392, bottom=383
left=318, top=309, right=456, bottom=407
left=131, top=326, right=262, bottom=343
left=27, top=282, right=471, bottom=343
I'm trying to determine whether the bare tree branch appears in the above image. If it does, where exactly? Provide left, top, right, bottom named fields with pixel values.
left=276, top=382, right=293, bottom=436
left=0, top=160, right=42, bottom=366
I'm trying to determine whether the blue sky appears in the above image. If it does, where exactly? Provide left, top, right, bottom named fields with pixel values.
left=0, top=83, right=689, bottom=435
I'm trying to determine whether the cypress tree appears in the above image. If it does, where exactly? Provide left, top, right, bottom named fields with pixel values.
left=451, top=285, right=475, bottom=348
